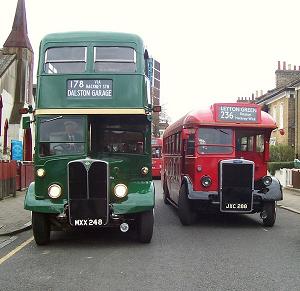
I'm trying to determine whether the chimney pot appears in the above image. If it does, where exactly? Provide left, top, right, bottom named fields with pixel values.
left=283, top=61, right=286, bottom=70
left=294, top=65, right=297, bottom=70
left=288, top=64, right=292, bottom=70
left=278, top=61, right=281, bottom=70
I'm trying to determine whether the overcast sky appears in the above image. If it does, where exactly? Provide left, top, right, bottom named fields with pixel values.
left=1, top=0, right=300, bottom=122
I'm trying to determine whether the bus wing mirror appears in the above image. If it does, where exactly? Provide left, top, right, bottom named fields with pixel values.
left=19, top=108, right=29, bottom=114
left=19, top=105, right=34, bottom=115
left=144, top=49, right=149, bottom=60
left=22, top=116, right=31, bottom=129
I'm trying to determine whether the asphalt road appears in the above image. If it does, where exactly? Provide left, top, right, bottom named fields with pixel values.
left=1, top=180, right=300, bottom=291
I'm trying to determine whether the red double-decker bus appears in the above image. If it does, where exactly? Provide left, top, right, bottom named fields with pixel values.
left=152, top=137, right=163, bottom=178
left=162, top=103, right=282, bottom=226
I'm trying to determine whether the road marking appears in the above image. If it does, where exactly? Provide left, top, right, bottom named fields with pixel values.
left=0, top=236, right=34, bottom=265
left=0, top=236, right=18, bottom=249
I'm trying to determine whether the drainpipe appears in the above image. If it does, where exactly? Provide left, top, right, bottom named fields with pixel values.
left=296, top=89, right=299, bottom=159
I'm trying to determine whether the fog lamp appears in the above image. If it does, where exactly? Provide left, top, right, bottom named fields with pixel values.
left=201, top=175, right=212, bottom=187
left=36, top=168, right=46, bottom=177
left=141, top=167, right=149, bottom=175
left=48, top=184, right=62, bottom=199
left=262, top=175, right=272, bottom=187
left=114, top=184, right=128, bottom=198
left=120, top=223, right=129, bottom=232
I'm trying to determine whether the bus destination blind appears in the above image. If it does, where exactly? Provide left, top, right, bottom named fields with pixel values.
left=216, top=104, right=259, bottom=123
left=67, top=80, right=113, bottom=99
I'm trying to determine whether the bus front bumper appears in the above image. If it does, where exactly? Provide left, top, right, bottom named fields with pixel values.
left=24, top=182, right=155, bottom=219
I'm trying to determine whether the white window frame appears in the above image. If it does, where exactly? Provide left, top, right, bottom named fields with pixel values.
left=279, top=103, right=284, bottom=129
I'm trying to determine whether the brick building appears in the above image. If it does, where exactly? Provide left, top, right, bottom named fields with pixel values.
left=147, top=58, right=164, bottom=137
left=0, top=0, right=34, bottom=161
left=253, top=61, right=300, bottom=158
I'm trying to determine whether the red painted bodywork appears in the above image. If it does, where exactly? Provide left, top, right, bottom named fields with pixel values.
left=152, top=137, right=163, bottom=178
left=162, top=103, right=277, bottom=202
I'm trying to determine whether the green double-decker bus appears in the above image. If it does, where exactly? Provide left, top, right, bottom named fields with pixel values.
left=24, top=31, right=157, bottom=244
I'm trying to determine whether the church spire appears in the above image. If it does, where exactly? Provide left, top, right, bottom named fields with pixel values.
left=3, top=0, right=33, bottom=52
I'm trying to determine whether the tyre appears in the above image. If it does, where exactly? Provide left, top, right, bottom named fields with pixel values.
left=32, top=212, right=50, bottom=245
left=178, top=184, right=196, bottom=226
left=262, top=201, right=276, bottom=227
left=137, top=210, right=154, bottom=243
left=163, top=178, right=170, bottom=205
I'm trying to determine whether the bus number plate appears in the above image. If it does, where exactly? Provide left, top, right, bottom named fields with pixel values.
left=67, top=79, right=113, bottom=99
left=74, top=219, right=103, bottom=226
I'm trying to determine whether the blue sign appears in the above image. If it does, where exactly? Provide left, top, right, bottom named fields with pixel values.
left=11, top=140, right=23, bottom=161
left=147, top=58, right=153, bottom=84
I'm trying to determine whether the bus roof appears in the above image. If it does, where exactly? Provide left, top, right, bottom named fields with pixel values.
left=36, top=31, right=149, bottom=112
left=40, top=31, right=145, bottom=51
left=164, top=103, right=277, bottom=137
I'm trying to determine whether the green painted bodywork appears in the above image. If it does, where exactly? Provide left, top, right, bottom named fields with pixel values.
left=25, top=126, right=155, bottom=215
left=25, top=179, right=155, bottom=215
left=36, top=32, right=149, bottom=110
left=24, top=31, right=155, bottom=217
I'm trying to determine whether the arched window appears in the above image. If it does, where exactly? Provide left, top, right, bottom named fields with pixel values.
left=273, top=106, right=277, bottom=123
left=23, top=128, right=32, bottom=161
left=279, top=103, right=284, bottom=129
left=3, top=119, right=8, bottom=155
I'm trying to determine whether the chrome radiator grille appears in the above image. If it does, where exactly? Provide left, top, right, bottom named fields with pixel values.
left=68, top=159, right=109, bottom=225
left=220, top=159, right=254, bottom=213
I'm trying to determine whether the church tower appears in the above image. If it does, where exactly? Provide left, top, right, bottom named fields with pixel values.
left=3, top=0, right=34, bottom=124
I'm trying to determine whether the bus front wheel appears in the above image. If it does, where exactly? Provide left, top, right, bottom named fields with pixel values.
left=262, top=201, right=276, bottom=227
left=137, top=210, right=154, bottom=243
left=178, top=185, right=196, bottom=226
left=32, top=212, right=50, bottom=245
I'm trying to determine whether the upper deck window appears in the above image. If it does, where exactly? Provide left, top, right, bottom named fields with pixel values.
left=94, top=47, right=136, bottom=73
left=44, top=47, right=87, bottom=74
left=197, top=128, right=233, bottom=154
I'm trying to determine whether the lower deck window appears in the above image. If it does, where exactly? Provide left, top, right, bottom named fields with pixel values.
left=152, top=147, right=162, bottom=158
left=236, top=130, right=265, bottom=153
left=197, top=127, right=233, bottom=154
left=90, top=115, right=147, bottom=155
left=99, top=130, right=144, bottom=154
left=39, top=116, right=85, bottom=157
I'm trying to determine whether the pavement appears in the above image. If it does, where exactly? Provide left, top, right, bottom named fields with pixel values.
left=0, top=186, right=300, bottom=237
left=0, top=190, right=31, bottom=236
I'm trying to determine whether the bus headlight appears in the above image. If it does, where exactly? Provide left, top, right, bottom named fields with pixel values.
left=262, top=176, right=272, bottom=187
left=201, top=175, right=212, bottom=187
left=36, top=168, right=46, bottom=177
left=114, top=184, right=128, bottom=198
left=141, top=167, right=149, bottom=175
left=48, top=184, right=62, bottom=199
